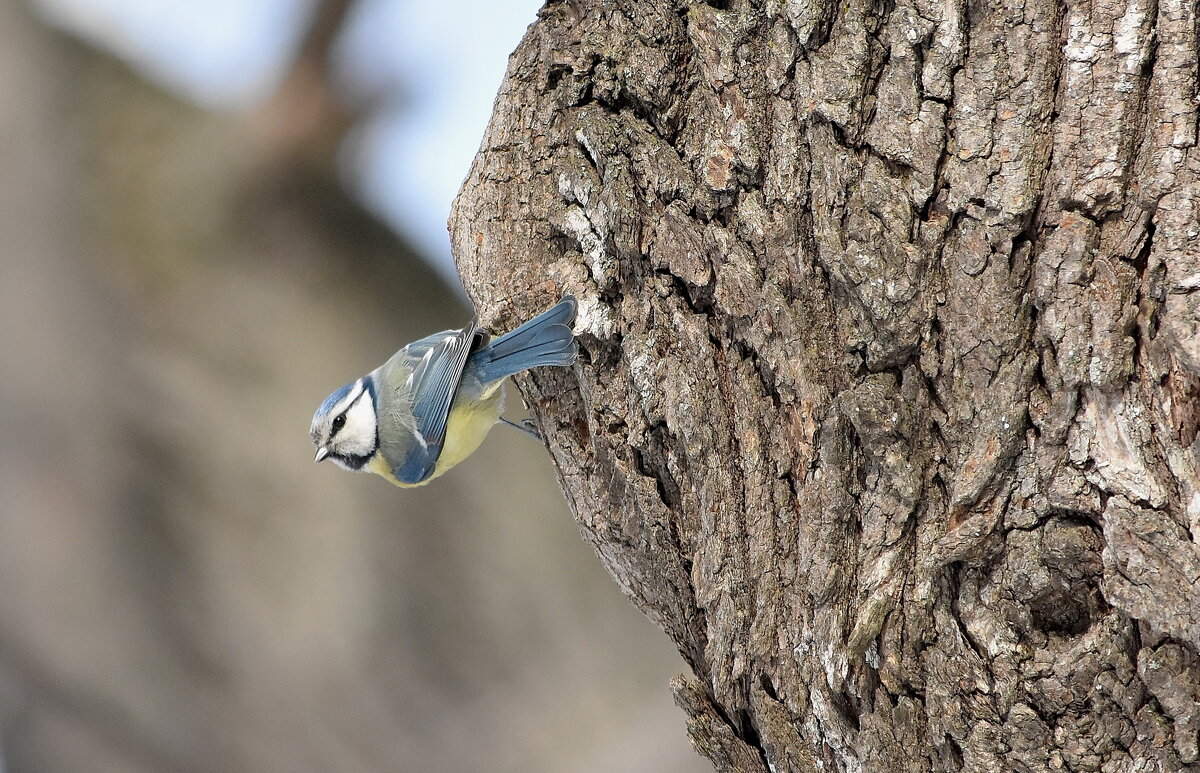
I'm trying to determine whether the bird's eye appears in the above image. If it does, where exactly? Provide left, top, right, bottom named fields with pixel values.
left=332, top=414, right=346, bottom=432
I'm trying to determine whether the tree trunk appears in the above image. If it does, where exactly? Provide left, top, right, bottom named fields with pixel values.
left=451, top=0, right=1200, bottom=770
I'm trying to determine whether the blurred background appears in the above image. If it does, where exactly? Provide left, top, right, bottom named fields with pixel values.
left=0, top=1, right=703, bottom=770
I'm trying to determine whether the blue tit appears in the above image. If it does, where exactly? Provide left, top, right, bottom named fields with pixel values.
left=310, top=295, right=578, bottom=487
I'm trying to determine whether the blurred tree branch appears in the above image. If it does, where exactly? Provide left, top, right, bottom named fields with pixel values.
left=248, top=0, right=357, bottom=174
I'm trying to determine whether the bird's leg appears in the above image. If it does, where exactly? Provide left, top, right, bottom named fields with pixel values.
left=499, top=416, right=542, bottom=441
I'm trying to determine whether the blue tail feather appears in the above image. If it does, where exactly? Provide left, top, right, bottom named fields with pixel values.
left=470, top=296, right=578, bottom=384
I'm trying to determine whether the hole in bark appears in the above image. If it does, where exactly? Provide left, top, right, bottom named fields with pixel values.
left=943, top=735, right=965, bottom=768
left=1028, top=585, right=1092, bottom=636
left=760, top=673, right=779, bottom=701
left=545, top=227, right=576, bottom=256
left=835, top=691, right=861, bottom=732
left=1019, top=516, right=1108, bottom=638
left=546, top=64, right=572, bottom=90
left=737, top=709, right=761, bottom=746
left=1129, top=219, right=1155, bottom=274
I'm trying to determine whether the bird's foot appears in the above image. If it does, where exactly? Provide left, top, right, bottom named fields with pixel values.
left=500, top=417, right=542, bottom=441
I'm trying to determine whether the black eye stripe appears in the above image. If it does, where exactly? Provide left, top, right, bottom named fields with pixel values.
left=328, top=388, right=366, bottom=439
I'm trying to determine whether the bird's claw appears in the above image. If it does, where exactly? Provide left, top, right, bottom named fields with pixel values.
left=500, top=417, right=543, bottom=441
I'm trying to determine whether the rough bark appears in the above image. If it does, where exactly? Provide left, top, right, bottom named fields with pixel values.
left=450, top=0, right=1200, bottom=770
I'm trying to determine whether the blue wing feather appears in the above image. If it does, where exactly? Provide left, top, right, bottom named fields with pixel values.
left=391, top=319, right=480, bottom=484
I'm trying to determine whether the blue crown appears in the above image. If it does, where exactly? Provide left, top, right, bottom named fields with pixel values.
left=317, top=381, right=357, bottom=417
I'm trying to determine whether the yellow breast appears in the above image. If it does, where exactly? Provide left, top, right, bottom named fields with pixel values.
left=368, top=385, right=505, bottom=487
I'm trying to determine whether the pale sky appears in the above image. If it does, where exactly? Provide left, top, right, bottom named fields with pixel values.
left=33, top=0, right=543, bottom=286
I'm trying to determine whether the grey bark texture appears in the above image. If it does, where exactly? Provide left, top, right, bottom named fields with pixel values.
left=450, top=0, right=1200, bottom=771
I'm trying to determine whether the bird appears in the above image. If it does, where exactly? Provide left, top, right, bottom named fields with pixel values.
left=310, top=295, right=578, bottom=487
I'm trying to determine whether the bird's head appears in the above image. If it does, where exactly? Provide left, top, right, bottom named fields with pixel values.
left=310, top=377, right=378, bottom=471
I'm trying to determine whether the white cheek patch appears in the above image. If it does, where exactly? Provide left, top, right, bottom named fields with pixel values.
left=334, top=392, right=378, bottom=458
